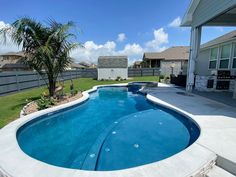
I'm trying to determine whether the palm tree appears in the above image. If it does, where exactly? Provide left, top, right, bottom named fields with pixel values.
left=0, top=18, right=79, bottom=96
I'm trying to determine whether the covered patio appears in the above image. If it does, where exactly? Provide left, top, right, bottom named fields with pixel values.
left=193, top=90, right=236, bottom=107
left=181, top=0, right=236, bottom=99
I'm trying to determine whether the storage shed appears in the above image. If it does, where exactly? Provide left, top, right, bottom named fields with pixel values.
left=97, top=56, right=128, bottom=80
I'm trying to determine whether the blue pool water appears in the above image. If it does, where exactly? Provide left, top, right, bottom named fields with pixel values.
left=17, top=86, right=200, bottom=171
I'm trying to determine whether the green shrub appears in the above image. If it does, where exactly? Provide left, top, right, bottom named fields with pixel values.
left=36, top=95, right=55, bottom=110
left=116, top=76, right=122, bottom=81
left=159, top=75, right=164, bottom=82
left=159, top=75, right=164, bottom=79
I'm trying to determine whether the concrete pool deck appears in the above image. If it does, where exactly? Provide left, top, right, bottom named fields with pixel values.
left=147, top=86, right=236, bottom=175
left=0, top=83, right=236, bottom=177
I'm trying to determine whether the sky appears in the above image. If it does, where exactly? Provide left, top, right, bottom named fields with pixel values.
left=0, top=0, right=235, bottom=64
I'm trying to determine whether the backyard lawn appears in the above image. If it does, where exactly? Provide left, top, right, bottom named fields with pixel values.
left=0, top=76, right=159, bottom=128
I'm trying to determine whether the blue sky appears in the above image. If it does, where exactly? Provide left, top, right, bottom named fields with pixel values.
left=0, top=0, right=235, bottom=63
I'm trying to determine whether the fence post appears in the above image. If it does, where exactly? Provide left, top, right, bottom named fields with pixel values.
left=141, top=69, right=143, bottom=77
left=37, top=72, right=40, bottom=87
left=70, top=71, right=72, bottom=80
left=16, top=73, right=20, bottom=92
left=153, top=69, right=155, bottom=76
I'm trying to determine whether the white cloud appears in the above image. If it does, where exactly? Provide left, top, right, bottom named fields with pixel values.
left=0, top=21, right=12, bottom=30
left=168, top=17, right=181, bottom=27
left=0, top=20, right=169, bottom=64
left=0, top=21, right=20, bottom=54
left=118, top=43, right=143, bottom=56
left=71, top=27, right=169, bottom=63
left=117, top=33, right=126, bottom=42
left=71, top=41, right=143, bottom=63
left=145, top=28, right=168, bottom=51
left=71, top=41, right=117, bottom=63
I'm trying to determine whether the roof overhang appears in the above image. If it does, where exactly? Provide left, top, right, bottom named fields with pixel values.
left=181, top=0, right=236, bottom=27
left=144, top=58, right=165, bottom=60
left=181, top=0, right=201, bottom=27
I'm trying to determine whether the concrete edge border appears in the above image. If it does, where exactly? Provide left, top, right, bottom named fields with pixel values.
left=0, top=83, right=217, bottom=177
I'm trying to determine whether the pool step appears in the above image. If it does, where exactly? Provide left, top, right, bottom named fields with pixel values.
left=206, top=166, right=236, bottom=177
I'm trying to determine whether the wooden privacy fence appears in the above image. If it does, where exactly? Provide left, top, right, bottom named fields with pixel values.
left=0, top=68, right=160, bottom=95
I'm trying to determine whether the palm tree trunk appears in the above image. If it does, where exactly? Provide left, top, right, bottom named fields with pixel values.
left=48, top=76, right=56, bottom=97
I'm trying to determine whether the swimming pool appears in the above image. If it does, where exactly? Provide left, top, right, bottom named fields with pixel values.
left=17, top=85, right=200, bottom=171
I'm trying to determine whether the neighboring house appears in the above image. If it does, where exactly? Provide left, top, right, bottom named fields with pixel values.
left=67, top=62, right=87, bottom=70
left=66, top=60, right=97, bottom=70
left=97, top=56, right=128, bottom=80
left=0, top=52, right=30, bottom=71
left=78, top=62, right=97, bottom=68
left=79, top=61, right=90, bottom=68
left=143, top=46, right=189, bottom=76
left=133, top=61, right=142, bottom=68
left=195, top=30, right=236, bottom=92
left=89, top=63, right=97, bottom=68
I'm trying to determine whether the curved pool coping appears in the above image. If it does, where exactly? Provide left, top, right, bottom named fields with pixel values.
left=0, top=83, right=217, bottom=177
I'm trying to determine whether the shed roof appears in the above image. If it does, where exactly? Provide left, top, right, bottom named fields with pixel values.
left=201, top=30, right=236, bottom=49
left=98, top=56, right=128, bottom=68
left=143, top=46, right=190, bottom=61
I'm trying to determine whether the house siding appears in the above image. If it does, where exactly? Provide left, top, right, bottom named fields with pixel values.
left=195, top=49, right=212, bottom=76
left=195, top=40, right=236, bottom=91
left=196, top=39, right=236, bottom=76
left=160, top=60, right=188, bottom=76
left=97, top=68, right=128, bottom=80
left=192, top=0, right=236, bottom=27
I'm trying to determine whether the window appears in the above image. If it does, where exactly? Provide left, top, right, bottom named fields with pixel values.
left=233, top=44, right=236, bottom=69
left=219, top=44, right=231, bottom=69
left=209, top=47, right=218, bottom=69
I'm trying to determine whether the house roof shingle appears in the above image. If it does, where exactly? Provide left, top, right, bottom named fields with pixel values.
left=70, top=62, right=86, bottom=69
left=201, top=30, right=236, bottom=49
left=0, top=58, right=29, bottom=69
left=134, top=61, right=142, bottom=65
left=0, top=51, right=25, bottom=57
left=98, top=56, right=128, bottom=68
left=143, top=46, right=190, bottom=61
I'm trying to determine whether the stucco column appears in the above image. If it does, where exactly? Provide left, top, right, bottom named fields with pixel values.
left=186, top=26, right=202, bottom=92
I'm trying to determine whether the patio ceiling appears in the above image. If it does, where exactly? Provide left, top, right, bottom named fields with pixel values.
left=205, top=6, right=236, bottom=26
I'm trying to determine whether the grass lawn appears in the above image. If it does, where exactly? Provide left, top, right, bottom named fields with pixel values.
left=0, top=76, right=159, bottom=128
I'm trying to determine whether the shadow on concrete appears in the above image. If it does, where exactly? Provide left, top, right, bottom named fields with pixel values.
left=149, top=87, right=236, bottom=118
